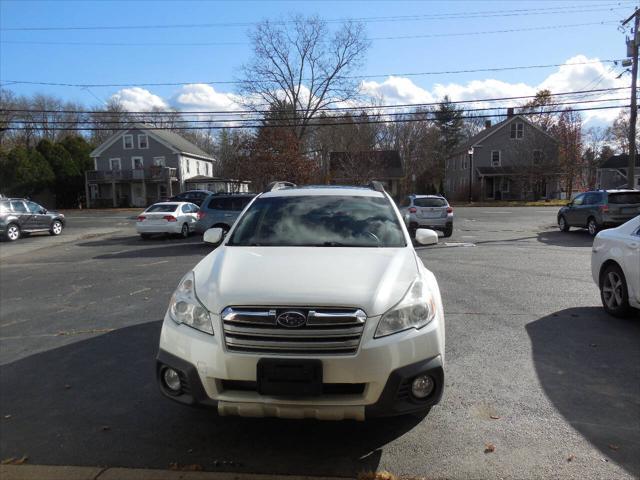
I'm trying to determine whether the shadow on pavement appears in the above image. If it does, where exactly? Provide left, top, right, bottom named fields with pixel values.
left=536, top=230, right=594, bottom=247
left=77, top=235, right=202, bottom=248
left=0, top=321, right=423, bottom=476
left=526, top=307, right=640, bottom=477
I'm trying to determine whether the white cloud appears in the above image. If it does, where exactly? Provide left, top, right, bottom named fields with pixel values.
left=357, top=55, right=627, bottom=124
left=109, top=56, right=626, bottom=126
left=173, top=84, right=243, bottom=112
left=110, top=87, right=168, bottom=111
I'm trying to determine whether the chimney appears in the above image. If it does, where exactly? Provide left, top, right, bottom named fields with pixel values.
left=507, top=107, right=514, bottom=118
left=484, top=120, right=492, bottom=129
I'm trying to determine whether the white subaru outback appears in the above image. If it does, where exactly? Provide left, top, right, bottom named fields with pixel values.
left=156, top=182, right=446, bottom=420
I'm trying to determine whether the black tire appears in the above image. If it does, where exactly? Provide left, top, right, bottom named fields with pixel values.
left=49, top=220, right=63, bottom=236
left=140, top=233, right=152, bottom=240
left=600, top=263, right=632, bottom=318
left=443, top=225, right=453, bottom=238
left=558, top=215, right=570, bottom=232
left=180, top=223, right=189, bottom=239
left=4, top=223, right=21, bottom=242
left=587, top=217, right=599, bottom=236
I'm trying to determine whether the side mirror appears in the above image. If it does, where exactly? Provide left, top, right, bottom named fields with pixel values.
left=567, top=202, right=573, bottom=207
left=203, top=227, right=224, bottom=245
left=415, top=228, right=439, bottom=246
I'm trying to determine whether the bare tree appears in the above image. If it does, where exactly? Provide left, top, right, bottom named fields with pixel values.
left=238, top=15, right=369, bottom=140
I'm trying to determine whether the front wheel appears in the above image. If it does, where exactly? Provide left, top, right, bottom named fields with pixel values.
left=558, top=215, right=570, bottom=232
left=49, top=220, right=63, bottom=236
left=180, top=223, right=189, bottom=239
left=4, top=223, right=21, bottom=241
left=587, top=217, right=599, bottom=236
left=600, top=264, right=632, bottom=317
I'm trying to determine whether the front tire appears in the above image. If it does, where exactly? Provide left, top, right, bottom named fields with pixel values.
left=49, top=220, right=63, bottom=236
left=5, top=223, right=21, bottom=242
left=558, top=215, right=570, bottom=232
left=600, top=264, right=632, bottom=317
left=587, top=217, right=599, bottom=236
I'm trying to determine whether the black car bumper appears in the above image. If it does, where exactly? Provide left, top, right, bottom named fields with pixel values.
left=156, top=350, right=444, bottom=417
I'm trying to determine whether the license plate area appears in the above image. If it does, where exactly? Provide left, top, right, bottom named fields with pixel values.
left=257, top=359, right=322, bottom=396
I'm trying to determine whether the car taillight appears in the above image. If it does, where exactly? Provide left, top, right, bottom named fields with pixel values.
left=447, top=207, right=453, bottom=213
left=163, top=215, right=177, bottom=222
left=137, top=215, right=146, bottom=222
left=197, top=211, right=206, bottom=220
left=599, top=205, right=609, bottom=213
left=409, top=207, right=417, bottom=213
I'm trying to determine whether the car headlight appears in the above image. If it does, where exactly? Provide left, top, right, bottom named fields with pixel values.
left=375, top=278, right=436, bottom=338
left=168, top=272, right=214, bottom=335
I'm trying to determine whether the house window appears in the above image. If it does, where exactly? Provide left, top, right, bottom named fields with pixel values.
left=109, top=158, right=121, bottom=170
left=123, top=135, right=133, bottom=149
left=132, top=157, right=144, bottom=169
left=138, top=134, right=149, bottom=149
left=510, top=122, right=524, bottom=139
left=153, top=156, right=166, bottom=167
left=533, top=150, right=543, bottom=165
left=491, top=150, right=501, bottom=166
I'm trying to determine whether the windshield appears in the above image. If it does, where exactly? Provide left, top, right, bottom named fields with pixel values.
left=146, top=204, right=178, bottom=213
left=228, top=195, right=406, bottom=247
left=608, top=192, right=640, bottom=204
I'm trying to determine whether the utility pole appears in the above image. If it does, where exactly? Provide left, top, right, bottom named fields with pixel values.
left=622, top=7, right=639, bottom=189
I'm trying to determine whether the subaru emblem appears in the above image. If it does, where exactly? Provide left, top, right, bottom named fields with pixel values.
left=276, top=311, right=307, bottom=328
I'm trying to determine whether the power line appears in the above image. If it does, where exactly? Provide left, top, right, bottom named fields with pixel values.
left=0, top=21, right=621, bottom=47
left=2, top=87, right=631, bottom=116
left=0, top=3, right=629, bottom=31
left=7, top=97, right=630, bottom=125
left=0, top=59, right=624, bottom=88
left=4, top=104, right=628, bottom=131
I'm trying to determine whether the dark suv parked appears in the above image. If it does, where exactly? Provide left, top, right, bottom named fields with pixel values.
left=0, top=198, right=66, bottom=241
left=557, top=189, right=640, bottom=236
left=194, top=193, right=256, bottom=235
left=169, top=190, right=213, bottom=206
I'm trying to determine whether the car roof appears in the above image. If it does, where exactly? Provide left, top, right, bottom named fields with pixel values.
left=147, top=201, right=192, bottom=206
left=261, top=185, right=384, bottom=199
left=411, top=194, right=445, bottom=198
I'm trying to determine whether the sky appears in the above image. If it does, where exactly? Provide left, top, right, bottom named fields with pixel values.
left=0, top=0, right=637, bottom=126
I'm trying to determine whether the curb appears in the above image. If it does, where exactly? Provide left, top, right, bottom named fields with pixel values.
left=0, top=465, right=348, bottom=480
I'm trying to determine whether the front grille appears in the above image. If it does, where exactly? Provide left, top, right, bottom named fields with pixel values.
left=221, top=307, right=366, bottom=355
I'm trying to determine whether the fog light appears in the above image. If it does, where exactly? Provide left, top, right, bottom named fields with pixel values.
left=163, top=368, right=182, bottom=393
left=411, top=375, right=434, bottom=399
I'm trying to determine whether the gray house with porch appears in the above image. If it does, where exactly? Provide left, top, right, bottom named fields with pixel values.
left=86, top=125, right=218, bottom=207
left=445, top=112, right=561, bottom=201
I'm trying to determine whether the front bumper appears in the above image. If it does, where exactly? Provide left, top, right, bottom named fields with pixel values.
left=156, top=311, right=445, bottom=420
left=157, top=349, right=444, bottom=419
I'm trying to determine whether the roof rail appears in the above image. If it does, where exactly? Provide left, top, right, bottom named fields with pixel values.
left=368, top=181, right=385, bottom=193
left=264, top=181, right=297, bottom=193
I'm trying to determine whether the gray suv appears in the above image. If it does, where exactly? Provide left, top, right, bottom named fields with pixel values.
left=398, top=194, right=453, bottom=238
left=194, top=193, right=256, bottom=235
left=557, top=189, right=640, bottom=236
left=0, top=198, right=66, bottom=241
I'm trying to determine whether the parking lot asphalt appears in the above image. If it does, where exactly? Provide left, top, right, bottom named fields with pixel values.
left=0, top=207, right=638, bottom=479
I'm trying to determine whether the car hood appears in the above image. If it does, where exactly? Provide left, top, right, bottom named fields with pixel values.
left=193, top=246, right=420, bottom=316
